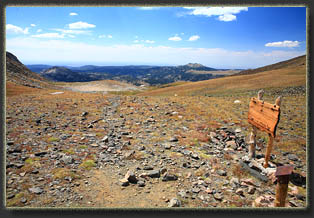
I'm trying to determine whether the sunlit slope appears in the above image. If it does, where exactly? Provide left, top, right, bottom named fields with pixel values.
left=139, top=57, right=306, bottom=96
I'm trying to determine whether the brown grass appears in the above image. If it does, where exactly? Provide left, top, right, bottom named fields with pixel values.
left=138, top=65, right=306, bottom=96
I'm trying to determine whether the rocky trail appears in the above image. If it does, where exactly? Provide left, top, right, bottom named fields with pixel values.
left=5, top=91, right=307, bottom=208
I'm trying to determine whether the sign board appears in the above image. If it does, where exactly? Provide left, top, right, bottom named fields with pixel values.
left=248, top=97, right=280, bottom=137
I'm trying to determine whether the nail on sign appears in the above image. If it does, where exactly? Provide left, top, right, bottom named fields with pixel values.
left=248, top=97, right=280, bottom=137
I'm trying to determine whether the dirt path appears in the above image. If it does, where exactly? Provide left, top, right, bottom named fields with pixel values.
left=5, top=90, right=307, bottom=208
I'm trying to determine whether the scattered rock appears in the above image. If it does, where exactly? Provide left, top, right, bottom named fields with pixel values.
left=288, top=154, right=299, bottom=161
left=162, top=173, right=178, bottom=182
left=125, top=171, right=138, bottom=184
left=120, top=178, right=129, bottom=187
left=169, top=137, right=178, bottom=142
left=248, top=186, right=256, bottom=194
left=216, top=169, right=227, bottom=176
left=28, top=187, right=43, bottom=194
left=147, top=170, right=160, bottom=178
left=213, top=193, right=223, bottom=201
left=168, top=198, right=181, bottom=207
left=137, top=180, right=146, bottom=187
left=236, top=188, right=244, bottom=196
left=60, top=155, right=73, bottom=164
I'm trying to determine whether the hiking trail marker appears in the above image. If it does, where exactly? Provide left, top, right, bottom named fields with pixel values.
left=248, top=90, right=281, bottom=168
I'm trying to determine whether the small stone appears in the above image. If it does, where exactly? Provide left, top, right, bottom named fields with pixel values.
left=138, top=146, right=145, bottom=151
left=168, top=198, right=181, bottom=207
left=236, top=188, right=244, bottom=195
left=91, top=143, right=98, bottom=147
left=213, top=193, right=223, bottom=201
left=29, top=187, right=43, bottom=194
left=61, top=155, right=73, bottom=164
left=20, top=197, right=27, bottom=203
left=216, top=169, right=227, bottom=176
left=35, top=151, right=48, bottom=157
left=7, top=141, right=14, bottom=146
left=102, top=136, right=109, bottom=143
left=82, top=112, right=88, bottom=117
left=120, top=178, right=129, bottom=186
left=164, top=144, right=172, bottom=150
left=191, top=153, right=199, bottom=160
left=191, top=187, right=201, bottom=193
left=137, top=180, right=145, bottom=187
left=7, top=194, right=15, bottom=199
left=143, top=166, right=154, bottom=170
left=125, top=171, right=138, bottom=184
left=169, top=137, right=178, bottom=142
left=248, top=186, right=256, bottom=194
left=235, top=128, right=242, bottom=133
left=288, top=154, right=299, bottom=161
left=147, top=170, right=160, bottom=178
left=162, top=173, right=178, bottom=182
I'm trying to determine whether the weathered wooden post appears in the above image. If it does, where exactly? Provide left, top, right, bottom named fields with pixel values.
left=274, top=165, right=293, bottom=207
left=248, top=90, right=263, bottom=158
left=263, top=96, right=281, bottom=168
left=247, top=90, right=281, bottom=168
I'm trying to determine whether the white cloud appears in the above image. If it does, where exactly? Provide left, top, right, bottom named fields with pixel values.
left=188, top=35, right=200, bottom=41
left=168, top=36, right=182, bottom=41
left=53, top=28, right=91, bottom=35
left=137, top=7, right=160, bottom=10
left=37, top=29, right=42, bottom=33
left=99, top=34, right=113, bottom=39
left=31, top=33, right=65, bottom=38
left=183, top=7, right=248, bottom=22
left=265, top=40, right=300, bottom=48
left=145, top=40, right=155, bottom=43
left=7, top=37, right=305, bottom=68
left=218, top=14, right=236, bottom=22
left=30, top=24, right=36, bottom=27
left=6, top=24, right=29, bottom=34
left=68, top=21, right=96, bottom=29
left=133, top=40, right=139, bottom=43
left=69, top=12, right=78, bottom=16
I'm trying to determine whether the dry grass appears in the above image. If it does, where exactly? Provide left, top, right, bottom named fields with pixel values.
left=138, top=65, right=306, bottom=96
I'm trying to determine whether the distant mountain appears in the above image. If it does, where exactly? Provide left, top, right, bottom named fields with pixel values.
left=6, top=52, right=53, bottom=88
left=39, top=66, right=107, bottom=82
left=30, top=62, right=226, bottom=85
left=234, top=55, right=306, bottom=76
left=26, top=64, right=53, bottom=73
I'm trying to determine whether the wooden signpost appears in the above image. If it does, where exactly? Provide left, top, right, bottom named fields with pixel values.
left=247, top=90, right=281, bottom=168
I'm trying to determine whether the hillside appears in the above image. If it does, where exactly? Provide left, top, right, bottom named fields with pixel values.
left=139, top=55, right=306, bottom=97
left=39, top=66, right=101, bottom=82
left=6, top=54, right=307, bottom=208
left=29, top=63, right=227, bottom=86
left=6, top=52, right=53, bottom=89
left=234, top=55, right=306, bottom=76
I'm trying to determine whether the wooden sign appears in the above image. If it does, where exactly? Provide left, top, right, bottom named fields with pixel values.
left=248, top=97, right=280, bottom=137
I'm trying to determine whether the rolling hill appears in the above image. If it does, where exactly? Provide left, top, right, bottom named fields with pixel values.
left=29, top=63, right=229, bottom=86
left=139, top=55, right=306, bottom=96
left=234, top=55, right=306, bottom=76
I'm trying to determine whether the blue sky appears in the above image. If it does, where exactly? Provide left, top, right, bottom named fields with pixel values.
left=6, top=6, right=306, bottom=69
